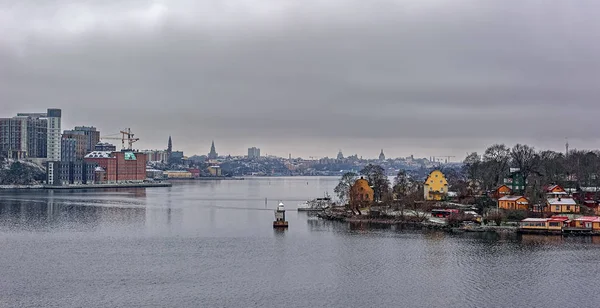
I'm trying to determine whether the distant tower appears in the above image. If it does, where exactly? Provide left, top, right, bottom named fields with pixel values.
left=337, top=149, right=344, bottom=160
left=379, top=149, right=385, bottom=160
left=565, top=137, right=569, bottom=157
left=166, top=136, right=172, bottom=163
left=208, top=140, right=218, bottom=159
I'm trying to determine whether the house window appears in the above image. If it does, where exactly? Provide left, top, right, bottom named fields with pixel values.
left=366, top=194, right=369, bottom=199
left=567, top=206, right=571, bottom=211
left=555, top=206, right=560, bottom=211
left=435, top=174, right=438, bottom=177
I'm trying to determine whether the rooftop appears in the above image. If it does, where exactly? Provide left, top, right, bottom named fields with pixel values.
left=547, top=198, right=577, bottom=205
left=499, top=195, right=527, bottom=201
left=85, top=151, right=113, bottom=158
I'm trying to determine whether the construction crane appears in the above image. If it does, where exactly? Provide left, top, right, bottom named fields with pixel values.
left=100, top=128, right=139, bottom=150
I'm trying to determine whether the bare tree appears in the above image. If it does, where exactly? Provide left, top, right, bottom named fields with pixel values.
left=463, top=152, right=481, bottom=182
left=334, top=172, right=357, bottom=204
left=483, top=144, right=511, bottom=189
left=510, top=144, right=539, bottom=184
left=392, top=170, right=416, bottom=199
left=360, top=164, right=390, bottom=202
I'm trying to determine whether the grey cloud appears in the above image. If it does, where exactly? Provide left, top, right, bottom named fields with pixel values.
left=1, top=0, right=600, bottom=159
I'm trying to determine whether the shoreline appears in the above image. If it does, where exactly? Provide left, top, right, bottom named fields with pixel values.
left=1, top=182, right=172, bottom=190
left=43, top=182, right=172, bottom=189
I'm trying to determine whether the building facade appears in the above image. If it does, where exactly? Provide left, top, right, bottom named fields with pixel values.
left=498, top=195, right=529, bottom=210
left=73, top=126, right=100, bottom=153
left=62, top=130, right=87, bottom=159
left=5, top=108, right=62, bottom=161
left=95, top=142, right=117, bottom=152
left=0, top=116, right=48, bottom=159
left=423, top=170, right=449, bottom=201
left=84, top=150, right=147, bottom=183
left=46, top=160, right=97, bottom=186
left=45, top=109, right=62, bottom=161
left=248, top=147, right=261, bottom=159
left=349, top=177, right=374, bottom=209
left=61, top=137, right=77, bottom=162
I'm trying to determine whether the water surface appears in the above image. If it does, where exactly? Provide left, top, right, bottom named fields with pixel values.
left=1, top=177, right=599, bottom=307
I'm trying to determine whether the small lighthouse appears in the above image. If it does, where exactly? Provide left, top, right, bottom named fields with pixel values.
left=273, top=201, right=288, bottom=228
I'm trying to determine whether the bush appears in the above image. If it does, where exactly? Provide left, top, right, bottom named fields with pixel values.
left=505, top=210, right=527, bottom=221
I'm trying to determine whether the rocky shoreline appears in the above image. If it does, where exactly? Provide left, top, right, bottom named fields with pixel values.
left=317, top=211, right=519, bottom=234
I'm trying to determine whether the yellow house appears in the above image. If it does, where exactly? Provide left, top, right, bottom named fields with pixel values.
left=498, top=195, right=529, bottom=210
left=423, top=170, right=448, bottom=201
left=545, top=198, right=579, bottom=213
left=350, top=177, right=374, bottom=208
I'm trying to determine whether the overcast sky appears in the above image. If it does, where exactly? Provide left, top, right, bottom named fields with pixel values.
left=2, top=0, right=599, bottom=160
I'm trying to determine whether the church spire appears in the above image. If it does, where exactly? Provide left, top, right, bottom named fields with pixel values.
left=379, top=149, right=385, bottom=160
left=208, top=140, right=218, bottom=159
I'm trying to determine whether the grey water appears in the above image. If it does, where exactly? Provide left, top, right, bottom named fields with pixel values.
left=1, top=177, right=600, bottom=308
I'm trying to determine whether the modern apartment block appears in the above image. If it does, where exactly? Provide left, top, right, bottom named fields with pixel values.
left=2, top=108, right=62, bottom=161
left=248, top=147, right=261, bottom=159
left=62, top=130, right=88, bottom=159
left=73, top=126, right=100, bottom=153
left=0, top=114, right=49, bottom=159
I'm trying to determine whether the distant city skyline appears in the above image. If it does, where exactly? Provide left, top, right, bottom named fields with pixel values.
left=3, top=1, right=599, bottom=160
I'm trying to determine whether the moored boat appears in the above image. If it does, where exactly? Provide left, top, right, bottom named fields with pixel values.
left=297, top=194, right=334, bottom=212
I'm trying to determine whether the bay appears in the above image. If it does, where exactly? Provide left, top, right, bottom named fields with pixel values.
left=1, top=177, right=599, bottom=307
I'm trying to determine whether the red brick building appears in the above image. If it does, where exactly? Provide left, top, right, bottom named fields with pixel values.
left=84, top=151, right=147, bottom=183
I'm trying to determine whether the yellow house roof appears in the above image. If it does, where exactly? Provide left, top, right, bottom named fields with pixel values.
left=424, top=170, right=448, bottom=185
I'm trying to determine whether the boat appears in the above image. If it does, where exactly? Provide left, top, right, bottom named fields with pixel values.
left=273, top=201, right=288, bottom=228
left=297, top=194, right=334, bottom=212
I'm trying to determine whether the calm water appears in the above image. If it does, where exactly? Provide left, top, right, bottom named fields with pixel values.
left=1, top=177, right=600, bottom=308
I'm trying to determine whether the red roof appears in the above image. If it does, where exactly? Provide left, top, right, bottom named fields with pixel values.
left=548, top=216, right=569, bottom=221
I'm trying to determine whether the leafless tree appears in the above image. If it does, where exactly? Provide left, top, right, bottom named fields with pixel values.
left=510, top=144, right=540, bottom=184
left=483, top=144, right=511, bottom=189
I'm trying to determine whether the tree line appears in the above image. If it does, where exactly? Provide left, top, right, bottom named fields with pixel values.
left=463, top=143, right=600, bottom=202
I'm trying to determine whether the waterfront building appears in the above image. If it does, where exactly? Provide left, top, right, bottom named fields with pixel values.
left=379, top=149, right=385, bottom=161
left=208, top=140, right=218, bottom=159
left=83, top=150, right=147, bottom=183
left=163, top=170, right=192, bottom=179
left=336, top=150, right=344, bottom=160
left=45, top=160, right=97, bottom=186
left=248, top=147, right=261, bottom=159
left=0, top=115, right=48, bottom=159
left=61, top=137, right=77, bottom=162
left=545, top=197, right=579, bottom=214
left=4, top=108, right=62, bottom=160
left=208, top=165, right=222, bottom=176
left=349, top=177, right=374, bottom=207
left=423, top=170, right=448, bottom=201
left=498, top=195, right=529, bottom=210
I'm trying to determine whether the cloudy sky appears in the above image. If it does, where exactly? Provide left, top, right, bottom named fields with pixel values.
left=2, top=0, right=599, bottom=160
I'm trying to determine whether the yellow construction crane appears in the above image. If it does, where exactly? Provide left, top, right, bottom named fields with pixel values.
left=100, top=128, right=139, bottom=150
